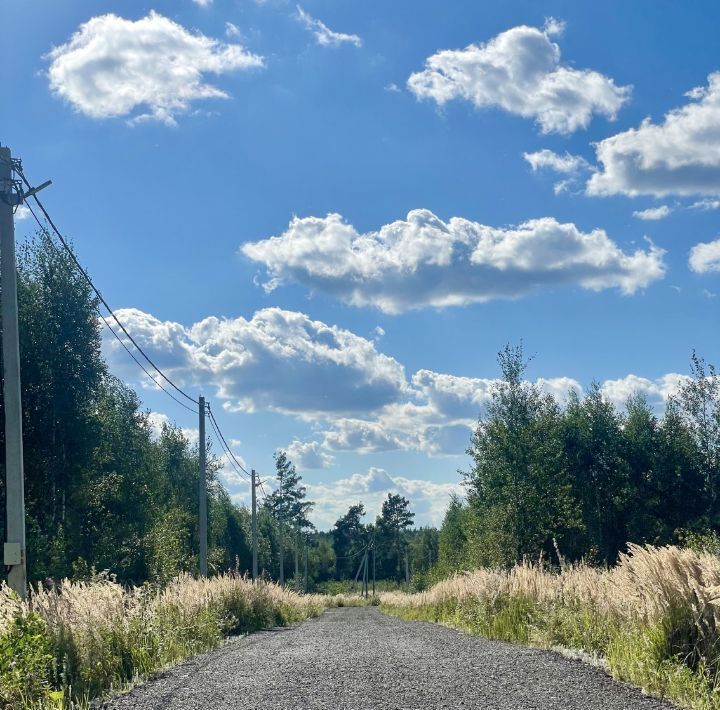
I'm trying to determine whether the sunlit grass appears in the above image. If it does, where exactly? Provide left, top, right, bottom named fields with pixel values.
left=381, top=544, right=720, bottom=709
left=0, top=573, right=357, bottom=708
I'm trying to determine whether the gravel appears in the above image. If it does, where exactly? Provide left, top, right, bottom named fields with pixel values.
left=99, top=606, right=678, bottom=710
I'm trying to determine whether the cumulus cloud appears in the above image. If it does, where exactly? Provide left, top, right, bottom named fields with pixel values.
left=689, top=238, right=720, bottom=273
left=286, top=440, right=334, bottom=469
left=588, top=73, right=720, bottom=197
left=322, top=371, right=581, bottom=457
left=296, top=6, right=362, bottom=47
left=523, top=149, right=590, bottom=174
left=691, top=199, right=720, bottom=211
left=600, top=374, right=688, bottom=411
left=47, top=12, right=263, bottom=125
left=102, top=307, right=406, bottom=417
left=242, top=210, right=665, bottom=314
left=306, top=468, right=461, bottom=528
left=145, top=412, right=199, bottom=445
left=633, top=205, right=672, bottom=220
left=407, top=22, right=629, bottom=134
left=14, top=205, right=30, bottom=220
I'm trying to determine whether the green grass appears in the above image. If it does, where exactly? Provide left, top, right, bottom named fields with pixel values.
left=383, top=596, right=720, bottom=709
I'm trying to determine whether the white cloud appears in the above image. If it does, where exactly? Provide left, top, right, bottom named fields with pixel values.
left=306, top=468, right=461, bottom=529
left=286, top=440, right=334, bottom=469
left=146, top=411, right=199, bottom=445
left=102, top=307, right=406, bottom=417
left=588, top=73, right=720, bottom=197
left=322, top=371, right=581, bottom=457
left=15, top=205, right=31, bottom=220
left=407, top=22, right=629, bottom=134
left=225, top=22, right=242, bottom=38
left=242, top=210, right=665, bottom=314
left=690, top=238, right=720, bottom=273
left=633, top=205, right=672, bottom=221
left=296, top=6, right=362, bottom=48
left=523, top=149, right=590, bottom=174
left=691, top=199, right=720, bottom=211
left=47, top=12, right=263, bottom=125
left=385, top=83, right=401, bottom=93
left=600, top=374, right=688, bottom=411
left=193, top=0, right=213, bottom=6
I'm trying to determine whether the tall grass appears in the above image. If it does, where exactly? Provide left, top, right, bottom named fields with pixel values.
left=381, top=544, right=720, bottom=710
left=0, top=574, right=344, bottom=708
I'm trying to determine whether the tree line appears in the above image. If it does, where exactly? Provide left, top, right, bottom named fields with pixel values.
left=0, top=234, right=430, bottom=588
left=435, top=344, right=719, bottom=574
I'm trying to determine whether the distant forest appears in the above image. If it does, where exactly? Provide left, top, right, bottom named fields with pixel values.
left=1, top=236, right=717, bottom=589
left=0, top=236, right=435, bottom=588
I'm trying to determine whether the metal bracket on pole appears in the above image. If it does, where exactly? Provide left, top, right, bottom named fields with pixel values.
left=21, top=180, right=52, bottom=201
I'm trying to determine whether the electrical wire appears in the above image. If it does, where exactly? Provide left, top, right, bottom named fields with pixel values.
left=206, top=405, right=253, bottom=478
left=14, top=158, right=275, bottom=505
left=22, top=201, right=197, bottom=415
left=15, top=163, right=198, bottom=406
left=206, top=408, right=252, bottom=482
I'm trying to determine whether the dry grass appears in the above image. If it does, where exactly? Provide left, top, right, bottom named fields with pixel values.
left=0, top=574, right=359, bottom=708
left=381, top=545, right=720, bottom=710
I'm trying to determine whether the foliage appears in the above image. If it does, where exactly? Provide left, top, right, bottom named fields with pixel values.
left=0, top=574, right=345, bottom=707
left=264, top=451, right=314, bottom=586
left=438, top=343, right=720, bottom=572
left=382, top=544, right=720, bottom=710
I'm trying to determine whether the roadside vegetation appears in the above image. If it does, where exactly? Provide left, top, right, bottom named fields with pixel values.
left=379, top=342, right=720, bottom=710
left=0, top=573, right=365, bottom=708
left=382, top=543, right=720, bottom=709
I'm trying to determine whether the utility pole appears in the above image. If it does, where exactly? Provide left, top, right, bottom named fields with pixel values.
left=404, top=550, right=410, bottom=586
left=279, top=521, right=285, bottom=586
left=1, top=146, right=27, bottom=599
left=198, top=395, right=207, bottom=577
left=303, top=542, right=308, bottom=594
left=372, top=543, right=376, bottom=597
left=363, top=550, right=368, bottom=598
left=251, top=469, right=258, bottom=581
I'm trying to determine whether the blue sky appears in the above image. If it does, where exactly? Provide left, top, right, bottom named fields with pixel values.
left=2, top=0, right=719, bottom=528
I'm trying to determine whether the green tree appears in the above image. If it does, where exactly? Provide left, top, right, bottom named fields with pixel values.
left=264, top=451, right=313, bottom=585
left=332, top=503, right=367, bottom=579
left=676, top=353, right=720, bottom=526
left=465, top=344, right=580, bottom=567
left=376, top=493, right=414, bottom=580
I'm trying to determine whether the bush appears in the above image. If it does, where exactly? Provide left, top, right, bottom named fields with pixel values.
left=0, top=574, right=332, bottom=707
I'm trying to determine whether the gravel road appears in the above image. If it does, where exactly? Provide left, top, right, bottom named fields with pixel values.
left=100, top=606, right=677, bottom=710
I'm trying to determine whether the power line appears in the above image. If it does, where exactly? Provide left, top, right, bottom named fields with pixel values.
left=22, top=201, right=196, bottom=415
left=14, top=163, right=198, bottom=407
left=206, top=405, right=252, bottom=477
left=17, top=158, right=270, bottom=510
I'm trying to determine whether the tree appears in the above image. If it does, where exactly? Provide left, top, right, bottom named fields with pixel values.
left=332, top=503, right=367, bottom=579
left=465, top=344, right=580, bottom=567
left=676, top=353, right=720, bottom=527
left=437, top=495, right=470, bottom=573
left=376, top=493, right=414, bottom=581
left=264, top=451, right=313, bottom=585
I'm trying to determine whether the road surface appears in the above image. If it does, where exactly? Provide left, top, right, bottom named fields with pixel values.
left=99, top=606, right=676, bottom=710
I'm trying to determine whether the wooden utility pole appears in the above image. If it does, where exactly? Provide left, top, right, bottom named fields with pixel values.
left=279, top=521, right=285, bottom=586
left=372, top=543, right=376, bottom=597
left=303, top=542, right=308, bottom=593
left=251, top=469, right=258, bottom=581
left=198, top=395, right=208, bottom=577
left=363, top=550, right=369, bottom=598
left=0, top=145, right=26, bottom=599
